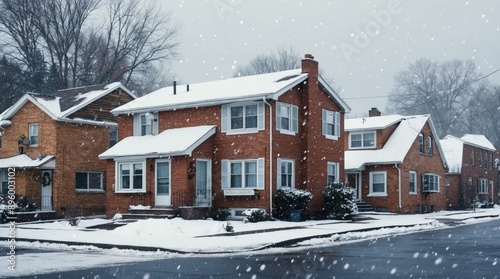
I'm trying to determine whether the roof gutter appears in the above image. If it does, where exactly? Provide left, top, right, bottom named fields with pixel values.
left=263, top=97, right=273, bottom=217
left=395, top=163, right=402, bottom=213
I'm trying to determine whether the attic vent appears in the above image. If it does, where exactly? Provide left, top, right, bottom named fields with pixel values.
left=275, top=74, right=299, bottom=82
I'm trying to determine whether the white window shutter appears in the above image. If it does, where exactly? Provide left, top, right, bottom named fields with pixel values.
left=276, top=158, right=282, bottom=189
left=276, top=102, right=281, bottom=131
left=322, top=109, right=327, bottom=136
left=292, top=105, right=298, bottom=133
left=133, top=114, right=140, bottom=136
left=335, top=112, right=340, bottom=137
left=153, top=113, right=159, bottom=135
left=257, top=158, right=265, bottom=189
left=258, top=102, right=265, bottom=130
left=221, top=105, right=228, bottom=132
left=221, top=160, right=229, bottom=189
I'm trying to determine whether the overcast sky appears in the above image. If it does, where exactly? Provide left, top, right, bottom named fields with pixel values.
left=159, top=0, right=500, bottom=117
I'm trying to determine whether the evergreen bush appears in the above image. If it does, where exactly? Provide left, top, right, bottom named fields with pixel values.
left=273, top=188, right=313, bottom=220
left=322, top=183, right=358, bottom=220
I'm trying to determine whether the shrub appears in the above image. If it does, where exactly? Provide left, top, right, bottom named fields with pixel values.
left=273, top=188, right=313, bottom=220
left=323, top=183, right=358, bottom=220
left=242, top=208, right=269, bottom=223
left=215, top=208, right=231, bottom=221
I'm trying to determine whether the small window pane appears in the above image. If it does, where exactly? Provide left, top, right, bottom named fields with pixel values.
left=231, top=107, right=244, bottom=129
left=75, top=172, right=87, bottom=189
left=88, top=173, right=102, bottom=189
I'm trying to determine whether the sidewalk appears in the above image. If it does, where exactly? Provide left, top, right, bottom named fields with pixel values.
left=1, top=208, right=499, bottom=254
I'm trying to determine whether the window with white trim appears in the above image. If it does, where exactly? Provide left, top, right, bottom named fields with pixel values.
left=116, top=161, right=145, bottom=192
left=322, top=109, right=340, bottom=139
left=369, top=171, right=387, bottom=195
left=133, top=113, right=158, bottom=136
left=327, top=162, right=339, bottom=185
left=427, top=136, right=433, bottom=155
left=409, top=171, right=417, bottom=194
left=221, top=102, right=264, bottom=133
left=350, top=132, right=375, bottom=149
left=419, top=133, right=424, bottom=153
left=29, top=123, right=39, bottom=146
left=221, top=158, right=264, bottom=189
left=422, top=173, right=440, bottom=192
left=276, top=102, right=298, bottom=134
left=109, top=126, right=118, bottom=147
left=76, top=171, right=104, bottom=191
left=277, top=158, right=295, bottom=189
left=470, top=150, right=475, bottom=166
left=477, top=178, right=488, bottom=194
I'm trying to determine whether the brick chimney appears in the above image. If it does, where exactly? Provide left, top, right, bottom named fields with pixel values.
left=301, top=54, right=318, bottom=77
left=369, top=107, right=381, bottom=117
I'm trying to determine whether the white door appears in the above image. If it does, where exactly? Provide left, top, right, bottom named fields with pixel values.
left=155, top=161, right=171, bottom=206
left=195, top=159, right=212, bottom=206
left=41, top=170, right=53, bottom=210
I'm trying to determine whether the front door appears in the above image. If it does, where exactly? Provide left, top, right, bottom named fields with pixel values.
left=195, top=159, right=212, bottom=206
left=155, top=160, right=171, bottom=206
left=41, top=170, right=53, bottom=210
left=347, top=172, right=361, bottom=201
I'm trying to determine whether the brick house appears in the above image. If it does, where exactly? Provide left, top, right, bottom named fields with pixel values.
left=99, top=54, right=351, bottom=219
left=344, top=109, right=448, bottom=213
left=0, top=83, right=136, bottom=218
left=440, top=134, right=498, bottom=209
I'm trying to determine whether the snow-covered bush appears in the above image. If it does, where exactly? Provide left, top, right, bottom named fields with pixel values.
left=215, top=208, right=231, bottom=221
left=322, top=183, right=358, bottom=220
left=273, top=188, right=313, bottom=220
left=242, top=208, right=269, bottom=223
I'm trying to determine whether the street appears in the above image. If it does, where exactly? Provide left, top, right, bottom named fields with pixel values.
left=4, top=219, right=499, bottom=279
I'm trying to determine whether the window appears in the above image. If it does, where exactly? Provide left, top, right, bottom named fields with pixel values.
left=117, top=161, right=145, bottom=192
left=221, top=158, right=264, bottom=189
left=221, top=102, right=264, bottom=133
left=422, top=173, right=440, bottom=192
left=484, top=152, right=488, bottom=169
left=327, top=162, right=339, bottom=185
left=369, top=171, right=387, bottom=196
left=468, top=177, right=473, bottom=187
left=1, top=169, right=8, bottom=194
left=419, top=133, right=424, bottom=153
left=479, top=151, right=483, bottom=167
left=427, top=136, right=433, bottom=155
left=133, top=113, right=158, bottom=136
left=350, top=132, right=375, bottom=148
left=322, top=109, right=340, bottom=139
left=470, top=150, right=475, bottom=166
left=75, top=172, right=104, bottom=191
left=409, top=171, right=417, bottom=194
left=276, top=102, right=298, bottom=134
left=477, top=178, right=488, bottom=194
left=278, top=159, right=295, bottom=189
left=29, top=123, right=38, bottom=146
left=109, top=126, right=118, bottom=147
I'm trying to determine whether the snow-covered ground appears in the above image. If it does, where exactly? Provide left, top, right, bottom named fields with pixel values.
left=0, top=206, right=499, bottom=277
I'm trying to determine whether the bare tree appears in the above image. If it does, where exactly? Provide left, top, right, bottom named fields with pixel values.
left=387, top=58, right=480, bottom=137
left=234, top=47, right=301, bottom=77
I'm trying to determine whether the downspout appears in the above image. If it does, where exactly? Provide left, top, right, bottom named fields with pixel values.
left=395, top=163, right=402, bottom=213
left=263, top=97, right=273, bottom=216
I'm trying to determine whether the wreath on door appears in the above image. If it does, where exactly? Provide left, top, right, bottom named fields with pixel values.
left=42, top=172, right=52, bottom=187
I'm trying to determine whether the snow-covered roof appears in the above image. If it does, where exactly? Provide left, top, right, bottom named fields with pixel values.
left=345, top=115, right=447, bottom=170
left=460, top=134, right=496, bottom=151
left=111, top=69, right=350, bottom=114
left=0, top=154, right=55, bottom=169
left=0, top=82, right=135, bottom=126
left=99, top=125, right=216, bottom=159
left=345, top=114, right=405, bottom=131
left=440, top=135, right=464, bottom=173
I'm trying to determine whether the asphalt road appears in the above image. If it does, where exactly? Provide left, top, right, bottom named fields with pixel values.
left=8, top=219, right=500, bottom=279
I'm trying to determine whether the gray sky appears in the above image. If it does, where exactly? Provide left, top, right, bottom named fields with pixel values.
left=159, top=0, right=500, bottom=117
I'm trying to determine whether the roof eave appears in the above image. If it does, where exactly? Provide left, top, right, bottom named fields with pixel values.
left=318, top=76, right=351, bottom=113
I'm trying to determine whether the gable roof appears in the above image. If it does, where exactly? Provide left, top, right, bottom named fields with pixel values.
left=440, top=134, right=496, bottom=174
left=111, top=69, right=350, bottom=115
left=99, top=125, right=216, bottom=159
left=345, top=114, right=447, bottom=170
left=0, top=82, right=135, bottom=126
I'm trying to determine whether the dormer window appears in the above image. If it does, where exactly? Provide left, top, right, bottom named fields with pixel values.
left=133, top=112, right=158, bottom=136
left=349, top=131, right=375, bottom=149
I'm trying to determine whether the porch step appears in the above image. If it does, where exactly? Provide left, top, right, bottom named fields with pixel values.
left=123, top=207, right=178, bottom=220
left=356, top=201, right=374, bottom=212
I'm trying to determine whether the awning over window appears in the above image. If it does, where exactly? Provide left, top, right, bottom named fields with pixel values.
left=99, top=125, right=216, bottom=160
left=0, top=154, right=55, bottom=169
